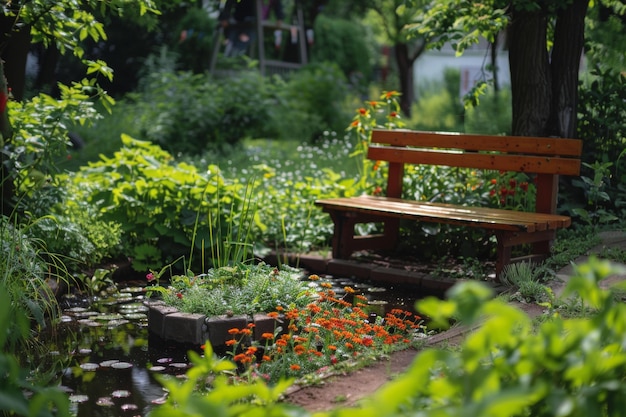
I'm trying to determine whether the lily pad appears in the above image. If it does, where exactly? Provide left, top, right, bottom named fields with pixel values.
left=111, top=362, right=133, bottom=370
left=123, top=313, right=147, bottom=321
left=104, top=319, right=130, bottom=328
left=69, top=394, right=89, bottom=403
left=95, top=314, right=124, bottom=321
left=111, top=390, right=131, bottom=398
left=96, top=397, right=114, bottom=407
left=100, top=360, right=120, bottom=368
left=148, top=366, right=166, bottom=372
left=79, top=363, right=99, bottom=371
left=120, top=403, right=139, bottom=411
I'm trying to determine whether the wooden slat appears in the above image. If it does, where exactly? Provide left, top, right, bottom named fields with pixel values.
left=315, top=196, right=571, bottom=232
left=371, top=129, right=583, bottom=157
left=368, top=146, right=581, bottom=176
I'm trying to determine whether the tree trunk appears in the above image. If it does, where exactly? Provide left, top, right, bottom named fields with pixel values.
left=394, top=42, right=414, bottom=117
left=1, top=60, right=14, bottom=217
left=0, top=14, right=31, bottom=101
left=547, top=0, right=588, bottom=138
left=508, top=9, right=551, bottom=136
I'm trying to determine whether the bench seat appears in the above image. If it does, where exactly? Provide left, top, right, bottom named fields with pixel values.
left=317, top=195, right=572, bottom=232
left=315, top=129, right=583, bottom=280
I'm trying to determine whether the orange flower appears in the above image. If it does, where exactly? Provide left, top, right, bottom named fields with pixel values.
left=228, top=328, right=240, bottom=335
left=358, top=107, right=368, bottom=115
left=345, top=342, right=354, bottom=350
left=262, top=355, right=271, bottom=362
left=361, top=337, right=374, bottom=347
left=294, top=345, right=306, bottom=355
left=309, top=274, right=320, bottom=281
left=350, top=120, right=360, bottom=128
left=261, top=332, right=274, bottom=340
left=290, top=364, right=301, bottom=371
left=267, top=312, right=279, bottom=318
left=327, top=345, right=337, bottom=351
left=344, top=286, right=356, bottom=294
left=225, top=339, right=237, bottom=346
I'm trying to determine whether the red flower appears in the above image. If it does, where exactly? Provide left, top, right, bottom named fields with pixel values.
left=520, top=181, right=529, bottom=192
left=176, top=292, right=183, bottom=299
left=146, top=273, right=155, bottom=282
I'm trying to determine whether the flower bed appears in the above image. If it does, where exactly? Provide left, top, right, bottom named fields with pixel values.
left=146, top=264, right=426, bottom=383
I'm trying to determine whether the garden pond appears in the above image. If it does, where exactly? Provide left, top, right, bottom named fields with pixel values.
left=33, top=274, right=424, bottom=417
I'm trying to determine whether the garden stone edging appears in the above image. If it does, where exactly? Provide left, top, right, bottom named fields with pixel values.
left=145, top=300, right=284, bottom=346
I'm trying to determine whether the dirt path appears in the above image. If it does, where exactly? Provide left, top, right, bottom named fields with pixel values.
left=282, top=348, right=419, bottom=412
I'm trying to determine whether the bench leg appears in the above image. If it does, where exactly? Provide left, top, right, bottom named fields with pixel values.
left=328, top=212, right=357, bottom=259
left=327, top=213, right=401, bottom=259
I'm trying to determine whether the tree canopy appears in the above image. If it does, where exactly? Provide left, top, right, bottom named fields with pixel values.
left=404, top=0, right=625, bottom=138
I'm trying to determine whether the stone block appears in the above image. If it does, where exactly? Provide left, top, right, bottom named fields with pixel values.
left=204, top=315, right=248, bottom=349
left=147, top=304, right=179, bottom=338
left=370, top=267, right=422, bottom=288
left=162, top=312, right=206, bottom=345
left=327, top=259, right=374, bottom=280
left=252, top=313, right=285, bottom=340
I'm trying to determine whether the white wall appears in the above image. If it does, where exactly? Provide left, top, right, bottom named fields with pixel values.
left=414, top=45, right=510, bottom=101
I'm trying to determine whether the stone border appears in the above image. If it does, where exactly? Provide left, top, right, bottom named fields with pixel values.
left=146, top=300, right=285, bottom=347
left=265, top=252, right=460, bottom=292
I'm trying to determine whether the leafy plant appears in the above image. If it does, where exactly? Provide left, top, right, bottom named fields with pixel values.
left=0, top=284, right=71, bottom=417
left=150, top=264, right=313, bottom=317
left=0, top=216, right=63, bottom=350
left=311, top=14, right=373, bottom=92
left=571, top=161, right=619, bottom=227
left=65, top=135, right=266, bottom=272
left=500, top=261, right=549, bottom=303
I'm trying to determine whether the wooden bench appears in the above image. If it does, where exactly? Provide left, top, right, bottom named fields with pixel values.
left=315, top=129, right=583, bottom=279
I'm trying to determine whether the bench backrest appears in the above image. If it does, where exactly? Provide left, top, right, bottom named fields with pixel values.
left=368, top=129, right=583, bottom=214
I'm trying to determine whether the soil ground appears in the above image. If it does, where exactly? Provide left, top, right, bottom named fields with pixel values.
left=283, top=348, right=420, bottom=412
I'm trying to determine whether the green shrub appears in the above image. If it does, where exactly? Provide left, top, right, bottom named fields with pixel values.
left=273, top=62, right=352, bottom=141
left=66, top=134, right=266, bottom=272
left=21, top=184, right=122, bottom=272
left=311, top=14, right=373, bottom=91
left=151, top=263, right=312, bottom=317
left=170, top=8, right=217, bottom=74
left=0, top=284, right=71, bottom=417
left=464, top=87, right=512, bottom=135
